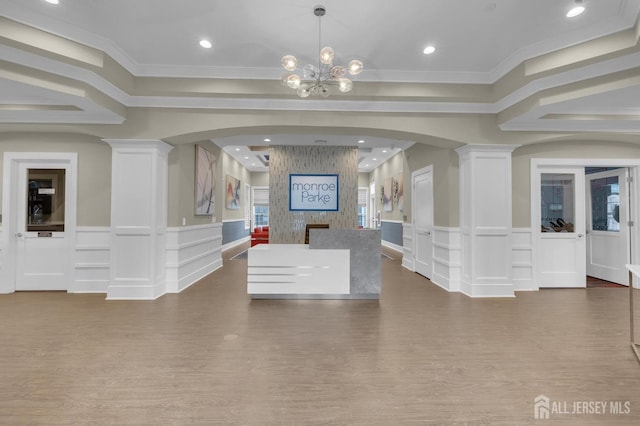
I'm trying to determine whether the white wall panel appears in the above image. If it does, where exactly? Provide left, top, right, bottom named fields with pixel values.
left=456, top=145, right=518, bottom=297
left=430, top=227, right=461, bottom=292
left=512, top=228, right=534, bottom=291
left=402, top=223, right=414, bottom=271
left=105, top=139, right=172, bottom=300
left=72, top=227, right=110, bottom=293
left=475, top=157, right=509, bottom=228
left=165, top=223, right=223, bottom=293
left=475, top=234, right=510, bottom=279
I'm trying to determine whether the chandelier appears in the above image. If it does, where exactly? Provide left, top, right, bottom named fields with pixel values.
left=281, top=5, right=363, bottom=98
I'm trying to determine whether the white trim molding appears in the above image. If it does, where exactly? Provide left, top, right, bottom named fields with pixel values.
left=165, top=223, right=223, bottom=293
left=402, top=223, right=414, bottom=271
left=430, top=227, right=462, bottom=292
left=512, top=228, right=534, bottom=291
left=72, top=227, right=110, bottom=293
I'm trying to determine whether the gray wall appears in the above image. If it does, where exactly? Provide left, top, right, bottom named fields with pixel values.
left=0, top=132, right=112, bottom=227
left=269, top=145, right=359, bottom=244
left=402, top=143, right=460, bottom=227
left=370, top=151, right=406, bottom=223
left=251, top=171, right=269, bottom=187
left=221, top=150, right=251, bottom=223
left=168, top=141, right=221, bottom=227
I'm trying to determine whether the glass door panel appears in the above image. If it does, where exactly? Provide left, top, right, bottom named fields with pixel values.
left=27, top=168, right=65, bottom=232
left=541, top=173, right=575, bottom=233
left=590, top=176, right=620, bottom=232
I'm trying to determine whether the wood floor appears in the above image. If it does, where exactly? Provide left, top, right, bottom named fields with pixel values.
left=1, top=244, right=639, bottom=425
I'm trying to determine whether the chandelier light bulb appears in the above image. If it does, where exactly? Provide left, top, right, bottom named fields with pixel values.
left=281, top=55, right=298, bottom=71
left=347, top=60, right=363, bottom=75
left=303, top=64, right=318, bottom=79
left=286, top=74, right=301, bottom=89
left=319, top=47, right=335, bottom=65
left=338, top=78, right=353, bottom=93
left=319, top=86, right=330, bottom=97
left=297, top=85, right=311, bottom=98
left=331, top=66, right=346, bottom=79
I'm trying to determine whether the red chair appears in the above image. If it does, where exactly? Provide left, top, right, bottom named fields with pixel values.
left=251, top=226, right=269, bottom=247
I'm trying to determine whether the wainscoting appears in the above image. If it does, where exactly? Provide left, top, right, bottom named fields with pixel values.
left=401, top=223, right=414, bottom=271
left=431, top=227, right=462, bottom=292
left=165, top=223, right=223, bottom=293
left=72, top=224, right=223, bottom=295
left=401, top=226, right=534, bottom=295
left=72, top=227, right=110, bottom=293
left=512, top=228, right=534, bottom=291
left=221, top=219, right=250, bottom=250
left=381, top=220, right=403, bottom=252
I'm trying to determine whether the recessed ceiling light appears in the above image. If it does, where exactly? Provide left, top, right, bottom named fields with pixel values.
left=199, top=39, right=212, bottom=49
left=264, top=138, right=271, bottom=142
left=382, top=150, right=387, bottom=153
left=373, top=158, right=377, bottom=161
left=358, top=140, right=365, bottom=144
left=244, top=156, right=249, bottom=159
left=45, top=0, right=59, bottom=4
left=235, top=148, right=240, bottom=151
left=423, top=45, right=436, bottom=55
left=566, top=0, right=585, bottom=17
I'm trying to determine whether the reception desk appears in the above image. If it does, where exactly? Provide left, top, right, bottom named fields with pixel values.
left=247, top=244, right=350, bottom=297
left=247, top=229, right=381, bottom=299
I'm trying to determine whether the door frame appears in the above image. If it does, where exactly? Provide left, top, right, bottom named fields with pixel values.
left=412, top=165, right=434, bottom=279
left=1, top=152, right=78, bottom=293
left=531, top=158, right=640, bottom=290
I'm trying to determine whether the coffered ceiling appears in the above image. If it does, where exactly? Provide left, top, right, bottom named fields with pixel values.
left=1, top=0, right=640, bottom=171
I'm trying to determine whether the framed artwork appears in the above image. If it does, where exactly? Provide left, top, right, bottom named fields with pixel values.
left=195, top=145, right=215, bottom=216
left=289, top=174, right=339, bottom=211
left=226, top=174, right=241, bottom=210
left=383, top=176, right=393, bottom=211
left=394, top=172, right=404, bottom=211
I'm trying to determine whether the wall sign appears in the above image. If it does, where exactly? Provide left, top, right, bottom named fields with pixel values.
left=289, top=174, right=339, bottom=211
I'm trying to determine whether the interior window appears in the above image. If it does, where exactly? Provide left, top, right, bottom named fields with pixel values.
left=27, top=168, right=65, bottom=232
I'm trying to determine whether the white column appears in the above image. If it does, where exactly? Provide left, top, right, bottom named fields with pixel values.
left=456, top=144, right=519, bottom=297
left=103, top=139, right=173, bottom=300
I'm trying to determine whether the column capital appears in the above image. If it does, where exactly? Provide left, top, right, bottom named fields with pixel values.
left=102, top=139, right=173, bottom=154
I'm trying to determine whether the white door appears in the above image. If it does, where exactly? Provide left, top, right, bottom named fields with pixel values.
left=2, top=153, right=77, bottom=292
left=370, top=181, right=377, bottom=228
left=535, top=167, right=586, bottom=287
left=413, top=166, right=433, bottom=279
left=586, top=168, right=629, bottom=285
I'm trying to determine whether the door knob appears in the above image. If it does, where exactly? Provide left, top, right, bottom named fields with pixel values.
left=16, top=232, right=23, bottom=238
left=577, top=233, right=584, bottom=238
